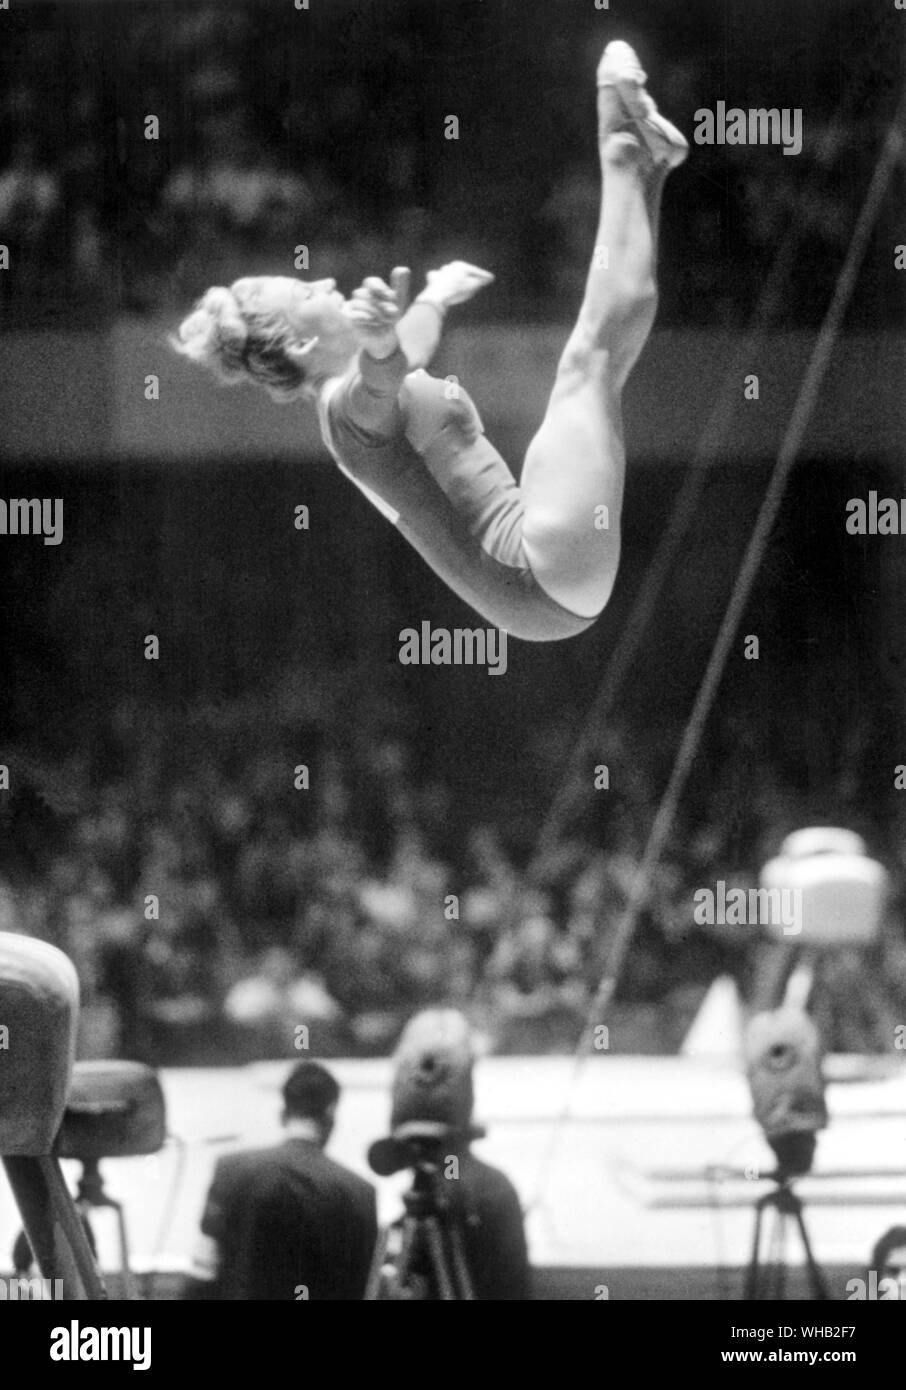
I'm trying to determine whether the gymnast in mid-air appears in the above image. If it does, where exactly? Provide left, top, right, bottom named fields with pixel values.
left=176, top=42, right=687, bottom=641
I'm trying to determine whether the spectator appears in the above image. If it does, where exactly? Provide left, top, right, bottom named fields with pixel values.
left=186, top=1060, right=377, bottom=1300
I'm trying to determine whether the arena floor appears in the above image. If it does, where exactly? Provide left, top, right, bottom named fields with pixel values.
left=2, top=1054, right=904, bottom=1299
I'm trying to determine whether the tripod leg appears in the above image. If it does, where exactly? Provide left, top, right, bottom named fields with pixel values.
left=395, top=1215, right=426, bottom=1297
left=793, top=1206, right=829, bottom=1300
left=423, top=1215, right=457, bottom=1300
left=446, top=1222, right=476, bottom=1300
left=77, top=1189, right=133, bottom=1296
left=113, top=1200, right=138, bottom=1301
left=364, top=1224, right=393, bottom=1300
left=772, top=1210, right=787, bottom=1302
left=744, top=1198, right=766, bottom=1300
left=763, top=1205, right=783, bottom=1301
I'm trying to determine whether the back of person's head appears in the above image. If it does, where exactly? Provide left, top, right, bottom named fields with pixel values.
left=174, top=283, right=312, bottom=401
left=282, top=1060, right=340, bottom=1124
left=172, top=276, right=356, bottom=400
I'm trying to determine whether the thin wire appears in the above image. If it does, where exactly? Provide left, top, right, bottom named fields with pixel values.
left=529, top=92, right=905, bottom=1208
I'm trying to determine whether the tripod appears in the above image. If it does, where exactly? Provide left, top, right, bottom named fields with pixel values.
left=744, top=1169, right=828, bottom=1301
left=73, top=1158, right=138, bottom=1300
left=366, top=1151, right=475, bottom=1300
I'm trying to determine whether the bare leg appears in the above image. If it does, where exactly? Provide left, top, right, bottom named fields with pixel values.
left=519, top=50, right=683, bottom=620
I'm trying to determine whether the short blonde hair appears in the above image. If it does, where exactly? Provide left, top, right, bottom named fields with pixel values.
left=173, top=284, right=312, bottom=401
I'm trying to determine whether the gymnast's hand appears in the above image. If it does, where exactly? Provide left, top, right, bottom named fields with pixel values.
left=418, top=261, right=495, bottom=310
left=344, top=267, right=411, bottom=359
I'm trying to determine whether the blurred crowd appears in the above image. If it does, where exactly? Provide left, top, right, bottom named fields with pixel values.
left=0, top=0, right=897, bottom=328
left=2, top=690, right=906, bottom=1066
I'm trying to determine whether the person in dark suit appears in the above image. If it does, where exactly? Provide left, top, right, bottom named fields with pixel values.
left=186, top=1060, right=377, bottom=1300
left=447, top=1147, right=532, bottom=1301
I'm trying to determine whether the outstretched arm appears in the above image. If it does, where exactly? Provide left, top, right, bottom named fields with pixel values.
left=395, top=299, right=446, bottom=371
left=399, top=261, right=495, bottom=369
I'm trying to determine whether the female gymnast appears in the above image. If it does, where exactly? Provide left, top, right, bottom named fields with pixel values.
left=175, top=42, right=687, bottom=641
